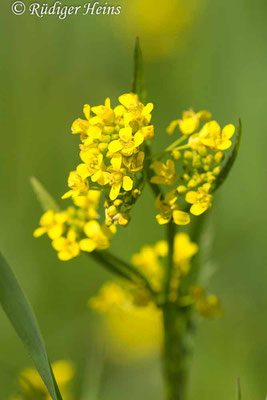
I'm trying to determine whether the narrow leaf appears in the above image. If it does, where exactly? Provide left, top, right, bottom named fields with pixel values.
left=236, top=378, right=241, bottom=400
left=214, top=119, right=242, bottom=192
left=30, top=176, right=60, bottom=212
left=0, top=252, right=62, bottom=400
left=132, top=37, right=146, bottom=103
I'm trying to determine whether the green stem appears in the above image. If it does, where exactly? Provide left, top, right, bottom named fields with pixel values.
left=162, top=303, right=193, bottom=400
left=164, top=222, right=176, bottom=301
left=89, top=250, right=157, bottom=300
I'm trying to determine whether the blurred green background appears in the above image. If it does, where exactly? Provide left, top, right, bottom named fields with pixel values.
left=0, top=0, right=266, bottom=398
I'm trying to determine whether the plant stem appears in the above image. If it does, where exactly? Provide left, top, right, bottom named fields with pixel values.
left=164, top=222, right=176, bottom=301
left=162, top=303, right=193, bottom=400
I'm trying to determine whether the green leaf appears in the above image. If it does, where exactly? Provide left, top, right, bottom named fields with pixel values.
left=30, top=176, right=60, bottom=212
left=214, top=119, right=242, bottom=192
left=0, top=252, right=63, bottom=400
left=132, top=37, right=146, bottom=103
left=236, top=378, right=241, bottom=400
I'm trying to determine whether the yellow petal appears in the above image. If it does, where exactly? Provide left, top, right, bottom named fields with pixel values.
left=87, top=126, right=101, bottom=139
left=190, top=204, right=207, bottom=216
left=61, top=190, right=73, bottom=199
left=217, top=140, right=232, bottom=150
left=196, top=110, right=211, bottom=121
left=166, top=120, right=179, bottom=135
left=119, top=127, right=132, bottom=141
left=80, top=238, right=97, bottom=253
left=134, top=131, right=144, bottom=147
left=52, top=237, right=66, bottom=251
left=84, top=220, right=101, bottom=237
left=83, top=104, right=91, bottom=120
left=122, top=176, right=133, bottom=191
left=111, top=155, right=122, bottom=171
left=156, top=214, right=170, bottom=225
left=48, top=225, right=64, bottom=240
left=108, top=140, right=122, bottom=153
left=173, top=210, right=190, bottom=225
left=222, top=124, right=235, bottom=139
left=109, top=183, right=122, bottom=200
left=33, top=227, right=46, bottom=238
left=142, top=103, right=153, bottom=115
left=185, top=191, right=198, bottom=204
left=76, top=163, right=90, bottom=180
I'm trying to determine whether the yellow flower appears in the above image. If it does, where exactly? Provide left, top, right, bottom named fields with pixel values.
left=52, top=229, right=80, bottom=261
left=90, top=282, right=163, bottom=360
left=190, top=120, right=235, bottom=151
left=80, top=220, right=111, bottom=252
left=173, top=233, right=198, bottom=274
left=167, top=110, right=211, bottom=135
left=185, top=183, right=212, bottom=215
left=108, top=127, right=144, bottom=157
left=123, top=151, right=145, bottom=172
left=191, top=285, right=221, bottom=318
left=33, top=210, right=67, bottom=240
left=131, top=241, right=166, bottom=291
left=15, top=360, right=74, bottom=400
left=155, top=191, right=190, bottom=225
left=73, top=189, right=101, bottom=219
left=107, top=155, right=133, bottom=200
left=151, top=159, right=177, bottom=185
left=62, top=170, right=89, bottom=199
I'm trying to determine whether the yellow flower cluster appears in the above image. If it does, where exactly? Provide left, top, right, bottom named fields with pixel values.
left=10, top=360, right=74, bottom=400
left=90, top=281, right=163, bottom=360
left=89, top=233, right=219, bottom=358
left=64, top=93, right=154, bottom=228
left=152, top=110, right=235, bottom=225
left=34, top=190, right=114, bottom=261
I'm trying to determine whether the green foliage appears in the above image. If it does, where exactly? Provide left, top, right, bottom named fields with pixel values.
left=0, top=252, right=63, bottom=400
left=30, top=176, right=60, bottom=212
left=132, top=37, right=146, bottom=103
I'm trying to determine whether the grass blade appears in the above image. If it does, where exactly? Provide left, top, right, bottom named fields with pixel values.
left=132, top=37, right=146, bottom=103
left=30, top=176, right=60, bottom=212
left=236, top=378, right=241, bottom=400
left=0, top=252, right=63, bottom=400
left=214, top=119, right=242, bottom=192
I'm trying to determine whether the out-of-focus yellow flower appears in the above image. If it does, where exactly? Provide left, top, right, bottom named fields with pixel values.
left=151, top=159, right=177, bottom=185
left=33, top=210, right=67, bottom=240
left=167, top=110, right=211, bottom=135
left=12, top=360, right=75, bottom=400
left=173, top=233, right=198, bottom=274
left=73, top=189, right=101, bottom=219
left=80, top=220, right=111, bottom=252
left=191, top=285, right=221, bottom=318
left=90, top=282, right=163, bottom=360
left=185, top=183, right=212, bottom=215
left=52, top=229, right=80, bottom=261
left=114, top=0, right=204, bottom=60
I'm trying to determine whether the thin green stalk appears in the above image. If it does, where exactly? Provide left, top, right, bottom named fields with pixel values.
left=162, top=303, right=193, bottom=400
left=89, top=251, right=133, bottom=282
left=164, top=222, right=176, bottom=301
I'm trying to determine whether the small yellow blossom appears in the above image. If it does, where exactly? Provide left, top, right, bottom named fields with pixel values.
left=151, top=159, right=177, bottom=185
left=173, top=233, right=198, bottom=274
left=189, top=121, right=235, bottom=151
left=73, top=189, right=101, bottom=219
left=167, top=109, right=211, bottom=135
left=80, top=220, right=111, bottom=252
left=62, top=170, right=89, bottom=199
left=185, top=183, right=212, bottom=215
left=90, top=282, right=162, bottom=360
left=155, top=191, right=190, bottom=225
left=33, top=210, right=67, bottom=240
left=52, top=229, right=80, bottom=261
left=191, top=285, right=221, bottom=318
left=13, top=360, right=74, bottom=400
